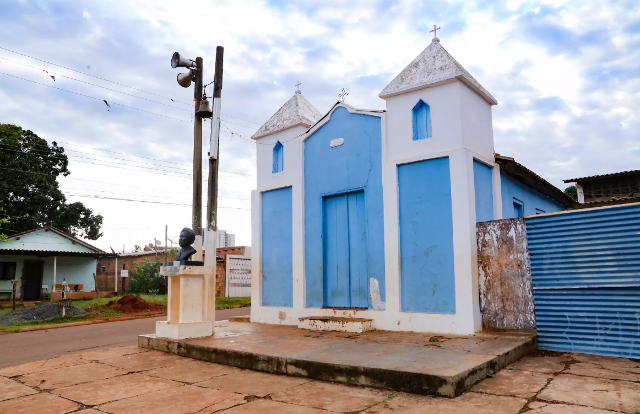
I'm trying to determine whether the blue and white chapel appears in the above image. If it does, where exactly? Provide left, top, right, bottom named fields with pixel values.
left=250, top=37, right=568, bottom=334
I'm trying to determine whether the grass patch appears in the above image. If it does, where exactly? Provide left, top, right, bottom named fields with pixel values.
left=0, top=295, right=250, bottom=332
left=0, top=305, right=24, bottom=316
left=215, top=297, right=251, bottom=309
left=0, top=314, right=87, bottom=333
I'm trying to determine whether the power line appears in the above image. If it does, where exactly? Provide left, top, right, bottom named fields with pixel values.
left=0, top=71, right=193, bottom=123
left=0, top=46, right=262, bottom=127
left=0, top=55, right=192, bottom=112
left=64, top=193, right=251, bottom=209
left=0, top=45, right=193, bottom=106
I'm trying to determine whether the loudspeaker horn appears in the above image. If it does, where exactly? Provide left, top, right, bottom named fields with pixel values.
left=171, top=52, right=195, bottom=69
left=176, top=71, right=195, bottom=88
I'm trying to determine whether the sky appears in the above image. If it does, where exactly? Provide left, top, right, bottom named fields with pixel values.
left=1, top=0, right=639, bottom=252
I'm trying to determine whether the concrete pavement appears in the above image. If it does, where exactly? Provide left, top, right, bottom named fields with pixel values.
left=0, top=307, right=249, bottom=369
left=0, top=346, right=639, bottom=413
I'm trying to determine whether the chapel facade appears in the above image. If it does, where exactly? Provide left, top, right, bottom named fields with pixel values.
left=249, top=37, right=569, bottom=334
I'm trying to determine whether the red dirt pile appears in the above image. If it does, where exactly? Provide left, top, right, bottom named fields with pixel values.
left=105, top=294, right=165, bottom=314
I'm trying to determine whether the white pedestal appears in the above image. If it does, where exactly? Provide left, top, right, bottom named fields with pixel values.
left=155, top=230, right=216, bottom=340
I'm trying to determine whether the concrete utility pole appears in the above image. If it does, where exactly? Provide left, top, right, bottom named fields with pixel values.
left=207, top=46, right=224, bottom=232
left=165, top=225, right=168, bottom=265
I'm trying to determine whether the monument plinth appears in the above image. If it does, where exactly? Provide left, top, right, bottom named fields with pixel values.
left=155, top=228, right=216, bottom=340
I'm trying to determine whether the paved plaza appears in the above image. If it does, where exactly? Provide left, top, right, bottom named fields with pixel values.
left=0, top=345, right=639, bottom=413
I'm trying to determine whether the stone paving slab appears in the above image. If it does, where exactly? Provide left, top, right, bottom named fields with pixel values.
left=145, top=358, right=240, bottom=383
left=271, top=380, right=391, bottom=412
left=567, top=362, right=640, bottom=382
left=78, top=346, right=150, bottom=362
left=471, top=368, right=551, bottom=398
left=54, top=373, right=179, bottom=405
left=0, top=354, right=88, bottom=378
left=0, top=392, right=79, bottom=414
left=139, top=321, right=537, bottom=397
left=99, top=385, right=246, bottom=414
left=196, top=369, right=309, bottom=397
left=221, top=399, right=328, bottom=413
left=538, top=373, right=640, bottom=414
left=0, top=376, right=37, bottom=402
left=19, top=362, right=128, bottom=390
left=507, top=355, right=568, bottom=374
left=528, top=401, right=614, bottom=414
left=100, top=350, right=186, bottom=372
left=394, top=392, right=527, bottom=414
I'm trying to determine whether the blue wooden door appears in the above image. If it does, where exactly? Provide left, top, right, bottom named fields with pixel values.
left=323, top=191, right=368, bottom=308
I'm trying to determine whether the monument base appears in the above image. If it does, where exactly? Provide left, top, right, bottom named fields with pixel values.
left=156, top=320, right=213, bottom=340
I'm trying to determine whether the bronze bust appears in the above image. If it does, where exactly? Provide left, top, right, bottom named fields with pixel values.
left=176, top=227, right=197, bottom=262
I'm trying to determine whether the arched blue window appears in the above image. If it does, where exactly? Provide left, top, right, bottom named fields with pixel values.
left=412, top=100, right=432, bottom=141
left=272, top=141, right=284, bottom=173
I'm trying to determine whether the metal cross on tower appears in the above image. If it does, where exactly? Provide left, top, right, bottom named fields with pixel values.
left=338, top=88, right=349, bottom=102
left=430, top=24, right=441, bottom=39
left=295, top=81, right=302, bottom=93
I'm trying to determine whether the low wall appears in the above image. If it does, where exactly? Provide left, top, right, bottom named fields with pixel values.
left=50, top=291, right=117, bottom=301
left=476, top=218, right=535, bottom=330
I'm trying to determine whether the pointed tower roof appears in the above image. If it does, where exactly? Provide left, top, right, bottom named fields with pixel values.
left=379, top=38, right=497, bottom=105
left=252, top=90, right=323, bottom=139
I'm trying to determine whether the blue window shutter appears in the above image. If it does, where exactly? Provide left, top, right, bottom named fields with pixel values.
left=273, top=141, right=283, bottom=173
left=412, top=100, right=432, bottom=140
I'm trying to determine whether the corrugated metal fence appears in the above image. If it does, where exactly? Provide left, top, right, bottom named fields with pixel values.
left=526, top=203, right=640, bottom=358
left=226, top=255, right=251, bottom=297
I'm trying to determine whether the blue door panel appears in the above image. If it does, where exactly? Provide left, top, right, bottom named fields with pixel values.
left=348, top=192, right=368, bottom=308
left=261, top=187, right=293, bottom=307
left=398, top=158, right=456, bottom=314
left=323, top=191, right=368, bottom=308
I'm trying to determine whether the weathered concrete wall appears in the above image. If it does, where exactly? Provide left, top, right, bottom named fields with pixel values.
left=476, top=218, right=535, bottom=330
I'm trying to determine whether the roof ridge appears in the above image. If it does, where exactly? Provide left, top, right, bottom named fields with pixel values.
left=379, top=39, right=497, bottom=105
left=252, top=92, right=322, bottom=140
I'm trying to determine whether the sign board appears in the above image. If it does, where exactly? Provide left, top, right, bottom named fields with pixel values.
left=120, top=270, right=129, bottom=278
left=160, top=265, right=180, bottom=277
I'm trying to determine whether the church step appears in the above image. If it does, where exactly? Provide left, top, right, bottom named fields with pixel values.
left=298, top=316, right=374, bottom=333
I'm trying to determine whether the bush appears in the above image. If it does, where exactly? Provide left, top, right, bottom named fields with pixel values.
left=127, top=259, right=166, bottom=295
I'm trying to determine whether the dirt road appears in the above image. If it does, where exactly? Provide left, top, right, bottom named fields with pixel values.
left=0, top=307, right=250, bottom=368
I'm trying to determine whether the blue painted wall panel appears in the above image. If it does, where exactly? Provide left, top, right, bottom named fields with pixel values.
left=473, top=160, right=494, bottom=222
left=398, top=157, right=456, bottom=314
left=304, top=107, right=385, bottom=308
left=501, top=167, right=564, bottom=218
left=261, top=187, right=293, bottom=307
left=527, top=203, right=640, bottom=358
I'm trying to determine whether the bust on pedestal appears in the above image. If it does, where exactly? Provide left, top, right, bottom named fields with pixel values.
left=155, top=227, right=216, bottom=340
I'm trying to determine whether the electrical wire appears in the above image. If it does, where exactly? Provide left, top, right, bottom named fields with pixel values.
left=0, top=45, right=193, bottom=106
left=0, top=71, right=193, bottom=123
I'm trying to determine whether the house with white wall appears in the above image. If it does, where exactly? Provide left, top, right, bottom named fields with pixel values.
left=0, top=226, right=109, bottom=301
left=250, top=37, right=573, bottom=335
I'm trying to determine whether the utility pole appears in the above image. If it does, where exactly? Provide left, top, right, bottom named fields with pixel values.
left=193, top=57, right=204, bottom=236
left=207, top=46, right=224, bottom=232
left=165, top=225, right=168, bottom=265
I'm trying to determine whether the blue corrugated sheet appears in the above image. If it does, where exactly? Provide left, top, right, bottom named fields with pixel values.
left=526, top=203, right=640, bottom=359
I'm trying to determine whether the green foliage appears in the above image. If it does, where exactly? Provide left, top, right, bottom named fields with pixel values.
left=564, top=185, right=578, bottom=201
left=0, top=214, right=9, bottom=243
left=0, top=124, right=103, bottom=239
left=127, top=259, right=166, bottom=295
left=216, top=296, right=251, bottom=309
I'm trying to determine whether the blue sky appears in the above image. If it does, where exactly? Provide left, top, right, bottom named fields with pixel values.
left=1, top=0, right=639, bottom=250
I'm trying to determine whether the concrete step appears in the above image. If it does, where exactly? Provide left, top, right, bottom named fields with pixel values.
left=298, top=316, right=374, bottom=333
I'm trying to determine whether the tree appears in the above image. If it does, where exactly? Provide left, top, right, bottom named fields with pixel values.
left=564, top=185, right=578, bottom=201
left=127, top=258, right=166, bottom=294
left=0, top=215, right=10, bottom=243
left=0, top=124, right=103, bottom=239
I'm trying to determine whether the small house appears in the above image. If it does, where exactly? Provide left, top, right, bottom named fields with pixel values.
left=0, top=226, right=110, bottom=301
